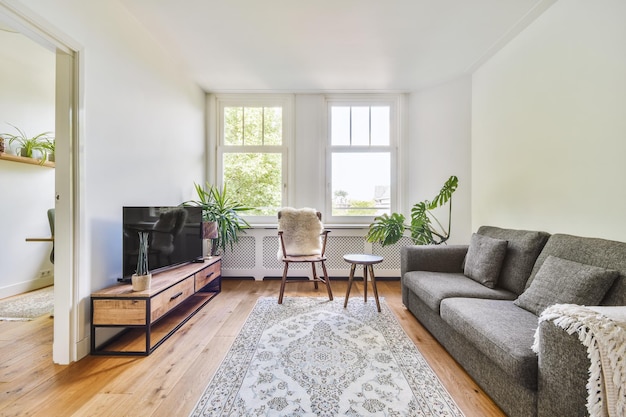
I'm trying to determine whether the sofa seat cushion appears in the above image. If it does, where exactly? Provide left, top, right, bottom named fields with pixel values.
left=440, top=298, right=539, bottom=390
left=403, top=271, right=516, bottom=313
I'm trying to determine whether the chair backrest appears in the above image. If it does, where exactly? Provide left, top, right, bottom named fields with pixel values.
left=47, top=208, right=55, bottom=236
left=277, top=207, right=323, bottom=256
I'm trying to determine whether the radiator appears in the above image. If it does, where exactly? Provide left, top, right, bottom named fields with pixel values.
left=220, top=227, right=411, bottom=280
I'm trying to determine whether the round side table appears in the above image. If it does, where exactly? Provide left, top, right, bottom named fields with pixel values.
left=343, top=254, right=384, bottom=312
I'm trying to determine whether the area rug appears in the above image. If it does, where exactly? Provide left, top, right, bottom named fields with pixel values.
left=189, top=297, right=464, bottom=417
left=0, top=286, right=54, bottom=321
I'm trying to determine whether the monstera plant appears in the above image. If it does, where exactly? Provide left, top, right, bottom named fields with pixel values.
left=366, top=175, right=459, bottom=246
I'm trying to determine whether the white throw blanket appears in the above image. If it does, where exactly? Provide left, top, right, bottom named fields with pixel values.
left=533, top=304, right=626, bottom=417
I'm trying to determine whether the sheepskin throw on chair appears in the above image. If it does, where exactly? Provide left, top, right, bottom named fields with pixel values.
left=277, top=207, right=323, bottom=257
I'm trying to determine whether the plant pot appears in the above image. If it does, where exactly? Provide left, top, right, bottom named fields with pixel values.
left=131, top=273, right=151, bottom=291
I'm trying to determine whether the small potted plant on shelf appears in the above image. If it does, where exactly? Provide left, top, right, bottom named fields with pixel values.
left=0, top=123, right=53, bottom=162
left=41, top=138, right=55, bottom=162
left=132, top=231, right=151, bottom=291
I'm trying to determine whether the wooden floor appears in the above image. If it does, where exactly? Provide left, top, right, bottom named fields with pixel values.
left=0, top=279, right=505, bottom=417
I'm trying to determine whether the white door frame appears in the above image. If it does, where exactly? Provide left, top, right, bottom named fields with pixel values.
left=0, top=1, right=81, bottom=364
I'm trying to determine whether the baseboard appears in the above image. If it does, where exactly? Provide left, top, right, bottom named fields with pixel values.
left=0, top=275, right=54, bottom=299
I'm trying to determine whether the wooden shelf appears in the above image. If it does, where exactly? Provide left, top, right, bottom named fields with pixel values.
left=0, top=152, right=55, bottom=168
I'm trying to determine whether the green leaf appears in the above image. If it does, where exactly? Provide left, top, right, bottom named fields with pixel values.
left=428, top=175, right=458, bottom=209
left=365, top=213, right=407, bottom=246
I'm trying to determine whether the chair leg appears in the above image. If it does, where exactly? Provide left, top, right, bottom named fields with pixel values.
left=311, top=263, right=319, bottom=289
left=279, top=262, right=289, bottom=304
left=320, top=261, right=333, bottom=301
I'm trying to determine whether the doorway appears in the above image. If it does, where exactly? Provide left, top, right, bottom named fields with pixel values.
left=0, top=2, right=79, bottom=364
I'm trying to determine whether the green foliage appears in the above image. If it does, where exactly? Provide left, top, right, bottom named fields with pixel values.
left=365, top=212, right=406, bottom=247
left=223, top=153, right=281, bottom=215
left=0, top=123, right=54, bottom=162
left=183, top=183, right=252, bottom=256
left=366, top=175, right=459, bottom=246
left=222, top=106, right=283, bottom=215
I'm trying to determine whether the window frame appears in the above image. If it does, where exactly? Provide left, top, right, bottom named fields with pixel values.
left=215, top=94, right=294, bottom=225
left=325, top=94, right=401, bottom=225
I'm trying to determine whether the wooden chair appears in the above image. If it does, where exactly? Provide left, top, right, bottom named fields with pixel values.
left=277, top=208, right=333, bottom=304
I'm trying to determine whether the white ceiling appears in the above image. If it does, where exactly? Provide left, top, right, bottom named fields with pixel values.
left=120, top=0, right=555, bottom=92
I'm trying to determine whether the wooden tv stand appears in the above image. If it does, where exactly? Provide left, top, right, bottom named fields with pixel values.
left=90, top=256, right=221, bottom=356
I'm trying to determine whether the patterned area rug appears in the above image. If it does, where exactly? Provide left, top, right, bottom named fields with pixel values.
left=190, top=297, right=464, bottom=417
left=0, top=286, right=54, bottom=321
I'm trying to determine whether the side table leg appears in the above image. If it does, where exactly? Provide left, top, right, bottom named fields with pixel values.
left=369, top=264, right=381, bottom=312
left=344, top=263, right=356, bottom=308
left=363, top=264, right=368, bottom=302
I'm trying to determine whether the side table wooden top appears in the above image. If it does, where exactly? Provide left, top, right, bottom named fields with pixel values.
left=343, top=254, right=384, bottom=265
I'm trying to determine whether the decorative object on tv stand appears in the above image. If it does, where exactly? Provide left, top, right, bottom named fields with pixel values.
left=183, top=182, right=251, bottom=256
left=131, top=231, right=151, bottom=291
left=202, top=221, right=219, bottom=258
left=0, top=123, right=54, bottom=163
left=366, top=175, right=459, bottom=246
left=0, top=136, right=4, bottom=153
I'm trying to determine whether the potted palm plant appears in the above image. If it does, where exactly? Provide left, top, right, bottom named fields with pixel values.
left=131, top=231, right=151, bottom=291
left=0, top=124, right=53, bottom=162
left=183, top=183, right=251, bottom=256
left=366, top=175, right=459, bottom=246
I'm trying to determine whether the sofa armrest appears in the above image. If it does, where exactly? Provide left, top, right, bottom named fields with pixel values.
left=537, top=320, right=589, bottom=417
left=400, top=245, right=468, bottom=277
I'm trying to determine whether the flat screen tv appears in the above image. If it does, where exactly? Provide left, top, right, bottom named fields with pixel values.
left=122, top=206, right=203, bottom=279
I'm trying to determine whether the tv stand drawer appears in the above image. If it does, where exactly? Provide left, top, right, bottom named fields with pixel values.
left=150, top=276, right=194, bottom=323
left=195, top=260, right=221, bottom=290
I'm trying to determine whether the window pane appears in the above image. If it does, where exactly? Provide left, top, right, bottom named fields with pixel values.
left=351, top=106, right=370, bottom=146
left=224, top=107, right=243, bottom=145
left=331, top=106, right=350, bottom=146
left=223, top=153, right=282, bottom=216
left=331, top=153, right=390, bottom=216
left=243, top=107, right=263, bottom=145
left=371, top=106, right=390, bottom=146
left=264, top=107, right=282, bottom=145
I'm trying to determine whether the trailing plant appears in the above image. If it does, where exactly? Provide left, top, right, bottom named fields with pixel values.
left=366, top=175, right=459, bottom=246
left=183, top=183, right=252, bottom=256
left=135, top=231, right=150, bottom=276
left=0, top=123, right=53, bottom=161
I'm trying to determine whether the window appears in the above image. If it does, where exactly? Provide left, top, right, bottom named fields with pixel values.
left=327, top=97, right=397, bottom=222
left=217, top=96, right=292, bottom=218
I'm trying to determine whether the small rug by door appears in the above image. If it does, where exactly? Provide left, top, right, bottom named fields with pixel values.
left=189, top=297, right=464, bottom=417
left=0, top=286, right=54, bottom=321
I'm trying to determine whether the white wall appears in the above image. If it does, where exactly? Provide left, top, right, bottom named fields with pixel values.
left=408, top=77, right=472, bottom=244
left=0, top=30, right=55, bottom=298
left=472, top=0, right=626, bottom=241
left=13, top=0, right=206, bottom=358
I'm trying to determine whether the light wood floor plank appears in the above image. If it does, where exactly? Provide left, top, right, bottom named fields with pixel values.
left=0, top=279, right=505, bottom=417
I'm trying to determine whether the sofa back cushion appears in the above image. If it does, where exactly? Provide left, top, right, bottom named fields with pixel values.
left=527, top=234, right=626, bottom=306
left=477, top=226, right=550, bottom=295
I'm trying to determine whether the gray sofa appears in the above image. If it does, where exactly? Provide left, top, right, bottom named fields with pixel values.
left=400, top=226, right=626, bottom=417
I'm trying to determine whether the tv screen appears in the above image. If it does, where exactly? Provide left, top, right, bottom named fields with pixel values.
left=122, top=206, right=203, bottom=278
